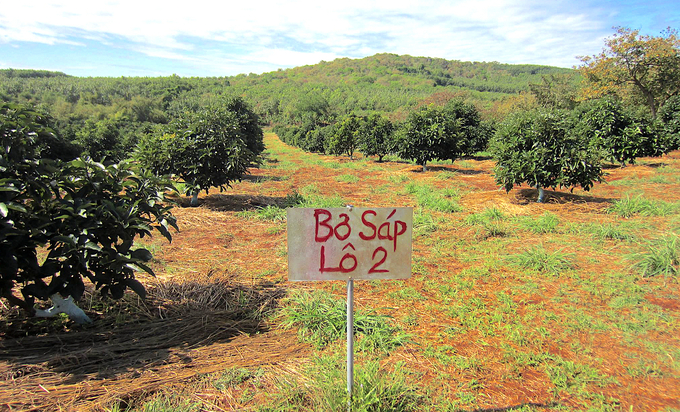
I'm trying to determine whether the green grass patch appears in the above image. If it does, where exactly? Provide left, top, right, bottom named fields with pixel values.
left=279, top=290, right=409, bottom=352
left=259, top=356, right=423, bottom=412
left=608, top=195, right=680, bottom=217
left=404, top=182, right=462, bottom=213
left=520, top=212, right=560, bottom=234
left=465, top=207, right=512, bottom=238
left=509, top=245, right=575, bottom=274
left=629, top=234, right=679, bottom=278
left=335, top=174, right=360, bottom=183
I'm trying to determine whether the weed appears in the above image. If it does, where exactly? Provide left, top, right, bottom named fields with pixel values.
left=404, top=182, right=462, bottom=213
left=521, top=212, right=560, bottom=234
left=279, top=290, right=409, bottom=352
left=413, top=209, right=439, bottom=236
left=509, top=245, right=574, bottom=274
left=544, top=356, right=615, bottom=398
left=134, top=394, right=200, bottom=412
left=237, top=205, right=287, bottom=222
left=212, top=367, right=255, bottom=391
left=629, top=234, right=679, bottom=278
left=465, top=207, right=511, bottom=238
left=608, top=195, right=680, bottom=217
left=261, top=356, right=424, bottom=412
left=336, top=174, right=360, bottom=183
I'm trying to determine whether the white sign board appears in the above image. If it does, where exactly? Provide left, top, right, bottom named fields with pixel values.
left=287, top=207, right=413, bottom=281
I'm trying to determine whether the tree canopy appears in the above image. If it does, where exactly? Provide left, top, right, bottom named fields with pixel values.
left=1, top=103, right=177, bottom=316
left=136, top=96, right=264, bottom=205
left=579, top=27, right=680, bottom=118
left=490, top=108, right=604, bottom=202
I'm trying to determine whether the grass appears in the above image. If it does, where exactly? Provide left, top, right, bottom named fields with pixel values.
left=279, top=290, right=409, bottom=352
left=509, top=244, right=575, bottom=274
left=258, top=356, right=424, bottom=412
left=336, top=174, right=360, bottom=183
left=520, top=212, right=560, bottom=234
left=465, top=207, right=512, bottom=238
left=629, top=234, right=679, bottom=278
left=404, top=182, right=462, bottom=213
left=608, top=195, right=680, bottom=217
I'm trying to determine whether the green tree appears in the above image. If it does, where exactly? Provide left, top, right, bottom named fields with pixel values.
left=1, top=103, right=177, bottom=322
left=396, top=100, right=486, bottom=171
left=328, top=114, right=363, bottom=159
left=75, top=116, right=126, bottom=162
left=657, top=95, right=680, bottom=150
left=579, top=27, right=680, bottom=118
left=490, top=108, right=603, bottom=203
left=359, top=113, right=394, bottom=162
left=395, top=105, right=457, bottom=171
left=137, top=97, right=264, bottom=206
left=572, top=97, right=672, bottom=165
left=529, top=73, right=579, bottom=110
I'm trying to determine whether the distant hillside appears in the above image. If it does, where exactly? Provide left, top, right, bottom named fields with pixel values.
left=0, top=69, right=71, bottom=79
left=0, top=53, right=577, bottom=132
left=227, top=53, right=578, bottom=121
left=235, top=53, right=572, bottom=94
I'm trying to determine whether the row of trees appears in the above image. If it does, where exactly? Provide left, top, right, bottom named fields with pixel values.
left=275, top=99, right=493, bottom=171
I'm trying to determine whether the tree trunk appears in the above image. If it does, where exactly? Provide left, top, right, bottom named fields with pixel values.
left=422, top=162, right=428, bottom=172
left=536, top=186, right=546, bottom=203
left=190, top=191, right=199, bottom=206
left=35, top=294, right=92, bottom=324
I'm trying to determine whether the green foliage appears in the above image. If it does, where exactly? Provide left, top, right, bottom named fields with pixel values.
left=75, top=116, right=126, bottom=163
left=404, top=182, right=462, bottom=213
left=608, top=195, right=680, bottom=217
left=464, top=207, right=511, bottom=238
left=261, top=356, right=423, bottom=412
left=572, top=97, right=671, bottom=165
left=490, top=107, right=603, bottom=197
left=328, top=114, right=362, bottom=158
left=136, top=96, right=264, bottom=201
left=629, top=234, right=679, bottom=278
left=395, top=100, right=486, bottom=170
left=1, top=103, right=177, bottom=312
left=521, top=212, right=560, bottom=233
left=279, top=290, right=408, bottom=352
left=579, top=27, right=680, bottom=118
left=658, top=95, right=680, bottom=150
left=510, top=245, right=575, bottom=274
left=359, top=113, right=395, bottom=161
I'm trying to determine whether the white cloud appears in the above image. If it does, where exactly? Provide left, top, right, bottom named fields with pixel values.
left=0, top=0, right=676, bottom=75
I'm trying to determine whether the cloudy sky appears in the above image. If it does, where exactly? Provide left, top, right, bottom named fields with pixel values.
left=0, top=0, right=678, bottom=77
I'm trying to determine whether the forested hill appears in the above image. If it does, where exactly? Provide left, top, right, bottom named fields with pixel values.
left=232, top=53, right=573, bottom=95
left=227, top=54, right=577, bottom=124
left=0, top=53, right=576, bottom=135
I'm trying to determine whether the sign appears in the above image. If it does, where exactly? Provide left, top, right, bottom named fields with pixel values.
left=287, top=207, right=413, bottom=281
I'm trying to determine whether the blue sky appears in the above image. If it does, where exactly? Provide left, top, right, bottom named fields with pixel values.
left=0, top=0, right=678, bottom=77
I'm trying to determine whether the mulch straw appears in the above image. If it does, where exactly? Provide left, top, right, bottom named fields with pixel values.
left=0, top=277, right=308, bottom=411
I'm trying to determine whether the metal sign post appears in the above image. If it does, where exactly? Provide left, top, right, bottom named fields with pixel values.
left=286, top=207, right=413, bottom=412
left=347, top=278, right=354, bottom=408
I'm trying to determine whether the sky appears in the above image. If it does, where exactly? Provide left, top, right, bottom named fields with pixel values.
left=0, top=0, right=678, bottom=78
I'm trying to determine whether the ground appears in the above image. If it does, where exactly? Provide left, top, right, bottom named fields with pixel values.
left=1, top=132, right=679, bottom=411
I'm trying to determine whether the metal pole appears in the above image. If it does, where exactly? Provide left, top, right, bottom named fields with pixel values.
left=347, top=278, right=354, bottom=408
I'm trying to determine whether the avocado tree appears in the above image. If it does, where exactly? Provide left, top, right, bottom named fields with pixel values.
left=137, top=96, right=264, bottom=206
left=1, top=103, right=177, bottom=323
left=572, top=97, right=672, bottom=165
left=328, top=114, right=362, bottom=159
left=490, top=108, right=604, bottom=203
left=359, top=113, right=394, bottom=162
left=396, top=100, right=486, bottom=171
left=658, top=95, right=680, bottom=150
